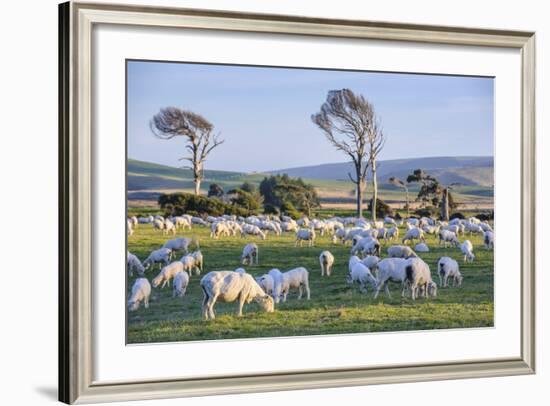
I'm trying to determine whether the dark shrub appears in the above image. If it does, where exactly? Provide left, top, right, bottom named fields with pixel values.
left=414, top=206, right=437, bottom=217
left=281, top=201, right=301, bottom=219
left=368, top=198, right=394, bottom=218
left=450, top=212, right=465, bottom=220
left=263, top=204, right=281, bottom=215
left=477, top=211, right=494, bottom=221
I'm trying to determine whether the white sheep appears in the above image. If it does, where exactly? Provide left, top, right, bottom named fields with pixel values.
left=347, top=262, right=377, bottom=294
left=152, top=260, right=183, bottom=288
left=319, top=250, right=335, bottom=276
left=414, top=243, right=430, bottom=253
left=402, top=227, right=426, bottom=244
left=162, top=237, right=198, bottom=257
left=437, top=256, right=463, bottom=287
left=152, top=218, right=165, bottom=231
left=267, top=268, right=284, bottom=304
left=127, top=251, right=145, bottom=277
left=200, top=271, right=274, bottom=320
left=351, top=236, right=381, bottom=256
left=295, top=228, right=316, bottom=247
left=173, top=270, right=190, bottom=298
left=128, top=278, right=151, bottom=311
left=386, top=226, right=399, bottom=242
left=461, top=240, right=475, bottom=262
left=241, top=224, right=267, bottom=240
left=372, top=257, right=409, bottom=299
left=484, top=230, right=494, bottom=250
left=255, top=274, right=274, bottom=297
left=361, top=255, right=380, bottom=274
left=241, top=243, right=259, bottom=265
left=211, top=221, right=231, bottom=239
left=387, top=245, right=418, bottom=259
left=280, top=267, right=310, bottom=301
left=180, top=250, right=203, bottom=275
left=143, top=248, right=172, bottom=271
left=438, top=230, right=459, bottom=248
left=127, top=219, right=134, bottom=236
left=404, top=257, right=437, bottom=300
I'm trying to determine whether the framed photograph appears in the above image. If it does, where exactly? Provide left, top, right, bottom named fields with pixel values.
left=59, top=1, right=536, bottom=404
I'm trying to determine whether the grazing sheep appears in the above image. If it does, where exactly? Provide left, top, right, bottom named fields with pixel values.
left=386, top=226, right=399, bottom=242
left=372, top=257, right=409, bottom=299
left=361, top=256, right=380, bottom=276
left=437, top=257, right=463, bottom=287
left=162, top=219, right=176, bottom=235
left=438, top=230, right=459, bottom=248
left=319, top=250, right=335, bottom=276
left=280, top=267, right=310, bottom=301
left=210, top=221, right=231, bottom=239
left=347, top=262, right=377, bottom=294
left=162, top=237, right=198, bottom=257
left=484, top=230, right=494, bottom=250
left=404, top=257, right=436, bottom=300
left=461, top=240, right=475, bottom=262
left=127, top=251, right=145, bottom=277
left=422, top=225, right=440, bottom=236
left=152, top=260, right=184, bottom=288
left=241, top=224, right=267, bottom=240
left=414, top=243, right=430, bottom=253
left=173, top=216, right=192, bottom=230
left=387, top=245, right=418, bottom=259
left=255, top=274, right=274, bottom=297
left=267, top=268, right=284, bottom=304
left=128, top=278, right=151, bottom=311
left=241, top=243, right=259, bottom=265
left=295, top=228, right=316, bottom=247
left=200, top=271, right=274, bottom=320
left=143, top=248, right=172, bottom=271
left=127, top=219, right=134, bottom=236
left=402, top=227, right=426, bottom=244
left=173, top=271, right=190, bottom=297
left=281, top=221, right=298, bottom=233
left=152, top=219, right=165, bottom=231
left=180, top=251, right=203, bottom=275
left=351, top=236, right=381, bottom=257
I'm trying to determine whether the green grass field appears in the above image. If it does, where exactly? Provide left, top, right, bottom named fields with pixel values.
left=127, top=219, right=494, bottom=344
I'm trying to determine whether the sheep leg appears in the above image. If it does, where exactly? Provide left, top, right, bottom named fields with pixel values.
left=384, top=281, right=391, bottom=298
left=297, top=285, right=303, bottom=300
left=320, top=263, right=325, bottom=276
left=201, top=290, right=210, bottom=320
left=144, top=297, right=149, bottom=309
left=208, top=294, right=218, bottom=320
left=237, top=296, right=245, bottom=317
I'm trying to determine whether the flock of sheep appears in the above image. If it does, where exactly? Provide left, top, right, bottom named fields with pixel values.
left=127, top=213, right=494, bottom=320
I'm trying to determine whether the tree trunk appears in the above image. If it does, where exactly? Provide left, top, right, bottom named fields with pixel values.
left=356, top=166, right=363, bottom=218
left=194, top=178, right=201, bottom=195
left=371, top=160, right=378, bottom=221
left=440, top=188, right=449, bottom=220
left=405, top=187, right=410, bottom=216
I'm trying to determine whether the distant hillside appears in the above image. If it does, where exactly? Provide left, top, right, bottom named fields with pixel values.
left=270, top=156, right=494, bottom=187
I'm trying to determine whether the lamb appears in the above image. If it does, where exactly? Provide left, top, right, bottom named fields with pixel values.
left=280, top=267, right=310, bottom=301
left=484, top=230, right=494, bottom=250
left=128, top=278, right=151, bottom=311
left=461, top=240, right=475, bottom=262
left=372, top=257, right=409, bottom=299
left=414, top=243, right=430, bottom=253
left=255, top=274, right=274, bottom=297
left=152, top=260, right=184, bottom=288
left=295, top=228, right=316, bottom=247
left=402, top=227, right=426, bottom=244
left=437, top=257, right=463, bottom=287
left=180, top=251, right=203, bottom=275
left=385, top=226, right=399, bottom=242
left=200, top=271, right=275, bottom=320
left=438, top=230, right=459, bottom=248
left=241, top=243, right=259, bottom=265
left=162, top=237, right=198, bottom=257
left=404, top=257, right=437, bottom=300
left=267, top=268, right=284, bottom=304
left=387, top=245, right=418, bottom=259
left=127, top=251, right=145, bottom=277
left=347, top=262, right=377, bottom=294
left=143, top=248, right=172, bottom=271
left=319, top=250, right=335, bottom=276
left=173, top=270, right=190, bottom=298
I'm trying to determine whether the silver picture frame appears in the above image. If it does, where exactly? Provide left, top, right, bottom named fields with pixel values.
left=58, top=1, right=536, bottom=403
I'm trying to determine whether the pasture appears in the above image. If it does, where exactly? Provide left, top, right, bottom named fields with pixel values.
left=127, top=218, right=494, bottom=344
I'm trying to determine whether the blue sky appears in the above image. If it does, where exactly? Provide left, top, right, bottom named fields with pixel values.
left=127, top=60, right=494, bottom=173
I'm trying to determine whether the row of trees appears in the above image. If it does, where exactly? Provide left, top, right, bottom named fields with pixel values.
left=149, top=89, right=455, bottom=221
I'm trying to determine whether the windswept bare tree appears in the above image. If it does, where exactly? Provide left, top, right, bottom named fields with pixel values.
left=366, top=114, right=385, bottom=221
left=312, top=89, right=384, bottom=218
left=150, top=107, right=224, bottom=195
left=389, top=176, right=410, bottom=216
